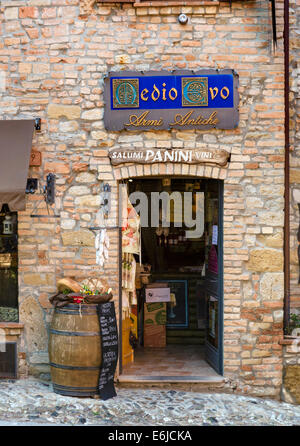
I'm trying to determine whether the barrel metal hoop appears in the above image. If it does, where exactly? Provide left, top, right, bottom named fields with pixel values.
left=53, top=383, right=98, bottom=391
left=50, top=362, right=100, bottom=371
left=53, top=390, right=98, bottom=397
left=56, top=304, right=98, bottom=310
left=52, top=384, right=98, bottom=397
left=54, top=309, right=97, bottom=315
left=52, top=383, right=97, bottom=390
left=50, top=329, right=100, bottom=336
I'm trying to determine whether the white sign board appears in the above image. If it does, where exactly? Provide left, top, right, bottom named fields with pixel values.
left=146, top=287, right=171, bottom=303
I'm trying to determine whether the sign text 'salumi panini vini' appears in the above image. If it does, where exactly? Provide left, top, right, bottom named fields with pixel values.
left=104, top=70, right=239, bottom=131
left=109, top=148, right=230, bottom=166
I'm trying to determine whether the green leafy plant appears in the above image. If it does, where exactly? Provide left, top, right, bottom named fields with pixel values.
left=290, top=313, right=300, bottom=329
left=81, top=284, right=102, bottom=295
left=81, top=284, right=93, bottom=295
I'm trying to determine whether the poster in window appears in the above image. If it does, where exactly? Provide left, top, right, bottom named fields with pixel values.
left=212, top=225, right=218, bottom=245
left=207, top=295, right=218, bottom=349
left=208, top=245, right=218, bottom=274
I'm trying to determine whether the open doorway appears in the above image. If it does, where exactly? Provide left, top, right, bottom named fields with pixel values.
left=119, top=177, right=223, bottom=381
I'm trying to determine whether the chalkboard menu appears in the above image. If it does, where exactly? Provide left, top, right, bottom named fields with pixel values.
left=97, top=302, right=118, bottom=400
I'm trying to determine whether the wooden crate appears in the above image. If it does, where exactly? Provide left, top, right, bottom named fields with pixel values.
left=144, top=325, right=166, bottom=348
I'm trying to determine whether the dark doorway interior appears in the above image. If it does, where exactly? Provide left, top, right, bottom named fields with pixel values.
left=120, top=178, right=223, bottom=380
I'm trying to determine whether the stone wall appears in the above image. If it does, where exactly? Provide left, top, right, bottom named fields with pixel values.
left=0, top=0, right=293, bottom=398
left=290, top=0, right=300, bottom=315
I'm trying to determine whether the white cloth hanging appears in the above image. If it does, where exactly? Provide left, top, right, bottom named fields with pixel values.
left=95, top=228, right=110, bottom=267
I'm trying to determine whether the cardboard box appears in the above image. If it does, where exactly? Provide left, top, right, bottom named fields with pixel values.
left=145, top=287, right=170, bottom=303
left=144, top=325, right=166, bottom=348
left=146, top=282, right=168, bottom=288
left=144, top=302, right=167, bottom=326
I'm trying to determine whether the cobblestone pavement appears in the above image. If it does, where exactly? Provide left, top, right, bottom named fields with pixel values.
left=0, top=379, right=299, bottom=426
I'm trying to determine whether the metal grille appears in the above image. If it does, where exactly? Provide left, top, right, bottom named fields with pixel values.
left=0, top=342, right=17, bottom=379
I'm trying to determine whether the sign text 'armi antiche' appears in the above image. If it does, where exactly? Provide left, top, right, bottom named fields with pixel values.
left=104, top=69, right=239, bottom=131
left=109, top=148, right=230, bottom=166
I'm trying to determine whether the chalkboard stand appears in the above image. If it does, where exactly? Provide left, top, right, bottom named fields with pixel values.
left=97, top=301, right=118, bottom=400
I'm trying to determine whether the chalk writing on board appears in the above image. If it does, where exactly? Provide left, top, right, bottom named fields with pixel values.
left=97, top=302, right=118, bottom=400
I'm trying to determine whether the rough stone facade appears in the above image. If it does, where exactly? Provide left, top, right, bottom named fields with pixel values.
left=0, top=0, right=298, bottom=400
left=290, top=0, right=300, bottom=313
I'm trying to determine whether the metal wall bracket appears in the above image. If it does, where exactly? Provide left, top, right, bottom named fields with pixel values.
left=88, top=226, right=119, bottom=236
left=44, top=173, right=55, bottom=205
left=29, top=173, right=59, bottom=218
left=100, top=183, right=111, bottom=218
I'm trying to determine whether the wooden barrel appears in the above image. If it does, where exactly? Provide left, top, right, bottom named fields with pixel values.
left=49, top=304, right=101, bottom=397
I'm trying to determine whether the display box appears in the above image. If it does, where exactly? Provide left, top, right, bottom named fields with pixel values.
left=146, top=282, right=168, bottom=288
left=145, top=287, right=170, bottom=303
left=144, top=302, right=167, bottom=326
left=144, top=325, right=166, bottom=348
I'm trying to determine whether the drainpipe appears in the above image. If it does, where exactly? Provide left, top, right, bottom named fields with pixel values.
left=283, top=0, right=290, bottom=335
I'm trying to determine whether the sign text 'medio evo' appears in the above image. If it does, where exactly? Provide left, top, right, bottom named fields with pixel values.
left=104, top=69, right=239, bottom=131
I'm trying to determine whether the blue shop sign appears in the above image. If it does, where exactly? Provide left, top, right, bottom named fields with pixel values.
left=110, top=74, right=234, bottom=110
left=104, top=70, right=239, bottom=131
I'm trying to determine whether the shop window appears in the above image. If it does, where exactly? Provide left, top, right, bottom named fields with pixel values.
left=0, top=204, right=18, bottom=323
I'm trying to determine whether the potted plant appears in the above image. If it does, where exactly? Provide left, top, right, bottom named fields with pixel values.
left=288, top=312, right=300, bottom=337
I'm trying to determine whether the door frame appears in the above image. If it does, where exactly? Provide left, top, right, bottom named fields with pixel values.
left=204, top=180, right=224, bottom=376
left=118, top=177, right=224, bottom=377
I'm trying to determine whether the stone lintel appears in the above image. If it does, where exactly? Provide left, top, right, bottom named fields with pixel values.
left=0, top=322, right=24, bottom=336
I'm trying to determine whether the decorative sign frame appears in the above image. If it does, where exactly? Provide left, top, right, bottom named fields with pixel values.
left=104, top=69, right=239, bottom=131
left=108, top=148, right=230, bottom=166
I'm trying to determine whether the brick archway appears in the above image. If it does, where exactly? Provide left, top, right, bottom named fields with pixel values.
left=112, top=163, right=229, bottom=181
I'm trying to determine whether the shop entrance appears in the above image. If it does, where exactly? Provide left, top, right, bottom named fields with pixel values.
left=119, top=177, right=223, bottom=381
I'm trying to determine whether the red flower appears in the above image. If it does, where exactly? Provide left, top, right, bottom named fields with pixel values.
left=73, top=296, right=84, bottom=304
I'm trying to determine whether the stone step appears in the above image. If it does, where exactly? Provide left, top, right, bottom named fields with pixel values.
left=116, top=375, right=226, bottom=392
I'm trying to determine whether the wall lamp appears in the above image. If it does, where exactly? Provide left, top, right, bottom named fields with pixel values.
left=35, top=118, right=41, bottom=131
left=178, top=14, right=188, bottom=25
left=26, top=173, right=55, bottom=205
